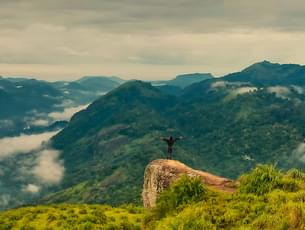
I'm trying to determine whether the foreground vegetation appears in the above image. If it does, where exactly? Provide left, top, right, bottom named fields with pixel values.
left=0, top=204, right=143, bottom=229
left=145, top=165, right=305, bottom=229
left=3, top=165, right=305, bottom=229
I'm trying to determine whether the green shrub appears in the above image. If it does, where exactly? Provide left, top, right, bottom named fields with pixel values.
left=82, top=222, right=94, bottom=230
left=155, top=206, right=215, bottom=230
left=171, top=176, right=207, bottom=204
left=239, top=164, right=283, bottom=195
left=145, top=175, right=207, bottom=227
left=79, top=208, right=87, bottom=214
left=104, top=223, right=118, bottom=230
left=47, top=214, right=57, bottom=222
left=239, top=165, right=302, bottom=195
left=145, top=166, right=305, bottom=229
left=120, top=204, right=143, bottom=214
left=279, top=177, right=300, bottom=192
left=286, top=168, right=305, bottom=180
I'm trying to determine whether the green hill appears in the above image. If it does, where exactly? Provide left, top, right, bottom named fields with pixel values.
left=0, top=78, right=62, bottom=119
left=150, top=72, right=214, bottom=89
left=0, top=76, right=124, bottom=137
left=3, top=61, right=305, bottom=210
left=43, top=62, right=305, bottom=206
left=221, top=60, right=305, bottom=86
left=167, top=73, right=213, bottom=88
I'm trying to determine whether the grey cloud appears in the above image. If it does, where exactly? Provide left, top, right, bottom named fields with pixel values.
left=48, top=104, right=89, bottom=121
left=267, top=86, right=291, bottom=99
left=1, top=0, right=305, bottom=33
left=0, top=194, right=11, bottom=207
left=230, top=87, right=258, bottom=96
left=25, top=103, right=89, bottom=127
left=0, top=131, right=59, bottom=159
left=1, top=0, right=305, bottom=80
left=32, top=149, right=64, bottom=185
left=292, top=143, right=305, bottom=163
left=23, top=184, right=40, bottom=193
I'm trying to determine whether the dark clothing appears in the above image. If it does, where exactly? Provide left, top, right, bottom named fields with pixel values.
left=161, top=136, right=181, bottom=159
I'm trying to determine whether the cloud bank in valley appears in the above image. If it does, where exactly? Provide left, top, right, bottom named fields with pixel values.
left=23, top=184, right=40, bottom=193
left=0, top=131, right=58, bottom=159
left=231, top=87, right=257, bottom=96
left=293, top=143, right=305, bottom=163
left=0, top=194, right=12, bottom=208
left=267, top=86, right=291, bottom=99
left=29, top=119, right=50, bottom=127
left=48, top=104, right=89, bottom=121
left=0, top=126, right=65, bottom=208
left=33, top=149, right=64, bottom=184
left=26, top=104, right=89, bottom=127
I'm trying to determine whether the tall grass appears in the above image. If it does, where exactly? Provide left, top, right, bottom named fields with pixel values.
left=146, top=165, right=305, bottom=229
left=144, top=175, right=207, bottom=229
left=239, top=164, right=299, bottom=195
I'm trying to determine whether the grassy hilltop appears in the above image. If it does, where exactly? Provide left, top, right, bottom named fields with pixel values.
left=2, top=164, right=305, bottom=229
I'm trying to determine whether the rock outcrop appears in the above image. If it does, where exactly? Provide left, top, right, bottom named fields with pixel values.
left=142, top=159, right=237, bottom=208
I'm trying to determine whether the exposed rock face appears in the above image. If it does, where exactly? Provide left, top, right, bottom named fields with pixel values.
left=142, top=159, right=237, bottom=208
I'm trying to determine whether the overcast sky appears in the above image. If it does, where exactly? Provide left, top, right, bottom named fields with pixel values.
left=1, top=0, right=305, bottom=81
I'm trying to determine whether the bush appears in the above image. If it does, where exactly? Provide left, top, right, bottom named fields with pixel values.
left=280, top=177, right=299, bottom=192
left=144, top=166, right=305, bottom=229
left=148, top=175, right=207, bottom=223
left=239, top=165, right=302, bottom=195
left=286, top=168, right=305, bottom=180
left=79, top=208, right=87, bottom=214
left=239, top=164, right=283, bottom=195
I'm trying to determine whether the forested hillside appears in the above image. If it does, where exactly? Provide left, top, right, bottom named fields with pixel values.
left=42, top=61, right=305, bottom=206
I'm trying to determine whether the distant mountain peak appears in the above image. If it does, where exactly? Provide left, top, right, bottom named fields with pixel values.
left=114, top=80, right=152, bottom=89
left=167, top=73, right=213, bottom=88
left=243, top=60, right=279, bottom=72
left=108, top=80, right=159, bottom=96
left=175, top=72, right=213, bottom=79
left=77, top=75, right=125, bottom=84
left=221, top=60, right=305, bottom=86
left=260, top=60, right=273, bottom=64
left=242, top=60, right=304, bottom=74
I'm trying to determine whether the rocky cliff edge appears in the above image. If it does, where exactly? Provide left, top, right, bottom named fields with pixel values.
left=142, top=159, right=237, bottom=208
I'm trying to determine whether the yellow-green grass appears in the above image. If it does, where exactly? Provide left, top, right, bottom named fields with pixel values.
left=144, top=166, right=305, bottom=230
left=0, top=204, right=144, bottom=230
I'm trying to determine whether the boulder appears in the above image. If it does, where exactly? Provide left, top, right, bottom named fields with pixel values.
left=142, top=159, right=237, bottom=208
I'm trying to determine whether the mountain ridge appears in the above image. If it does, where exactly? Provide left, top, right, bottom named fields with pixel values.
left=42, top=69, right=305, bottom=207
left=3, top=61, right=305, bottom=209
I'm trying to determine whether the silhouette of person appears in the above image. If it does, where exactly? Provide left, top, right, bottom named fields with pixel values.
left=160, top=136, right=182, bottom=159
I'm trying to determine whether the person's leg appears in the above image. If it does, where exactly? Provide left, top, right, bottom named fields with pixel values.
left=168, top=147, right=172, bottom=159
left=167, top=147, right=170, bottom=159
